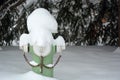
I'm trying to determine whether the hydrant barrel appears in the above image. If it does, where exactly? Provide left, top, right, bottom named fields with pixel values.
left=29, top=45, right=56, bottom=77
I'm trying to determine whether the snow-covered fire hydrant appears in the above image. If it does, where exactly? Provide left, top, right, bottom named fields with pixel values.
left=19, top=8, right=65, bottom=77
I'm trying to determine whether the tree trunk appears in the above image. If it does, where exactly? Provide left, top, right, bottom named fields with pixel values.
left=118, top=0, right=120, bottom=47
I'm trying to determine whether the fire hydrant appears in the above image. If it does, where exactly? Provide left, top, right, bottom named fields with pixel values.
left=19, top=8, right=65, bottom=77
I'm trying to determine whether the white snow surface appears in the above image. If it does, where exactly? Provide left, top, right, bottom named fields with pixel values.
left=21, top=71, right=58, bottom=80
left=0, top=46, right=120, bottom=80
left=1, top=71, right=58, bottom=80
left=27, top=8, right=58, bottom=33
left=113, top=47, right=120, bottom=54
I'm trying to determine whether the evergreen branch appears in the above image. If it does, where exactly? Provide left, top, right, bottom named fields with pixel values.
left=0, top=0, right=26, bottom=20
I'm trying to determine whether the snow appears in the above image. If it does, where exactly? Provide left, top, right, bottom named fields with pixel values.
left=46, top=64, right=54, bottom=67
left=29, top=29, right=53, bottom=46
left=113, top=47, right=120, bottom=54
left=19, top=31, right=54, bottom=56
left=30, top=61, right=38, bottom=66
left=12, top=39, right=19, bottom=46
left=98, top=36, right=104, bottom=46
left=19, top=34, right=30, bottom=53
left=13, top=24, right=17, bottom=28
left=21, top=71, right=58, bottom=80
left=19, top=34, right=30, bottom=47
left=24, top=0, right=38, bottom=8
left=0, top=47, right=2, bottom=50
left=27, top=8, right=58, bottom=33
left=33, top=43, right=51, bottom=57
left=0, top=46, right=120, bottom=80
left=29, top=29, right=54, bottom=57
left=102, top=22, right=110, bottom=26
left=89, top=0, right=101, bottom=4
left=54, top=36, right=66, bottom=53
left=1, top=71, right=58, bottom=80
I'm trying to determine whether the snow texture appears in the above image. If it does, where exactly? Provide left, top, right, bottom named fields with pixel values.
left=0, top=46, right=120, bottom=80
left=29, top=29, right=54, bottom=46
left=46, top=64, right=54, bottom=67
left=27, top=8, right=58, bottom=33
left=113, top=47, right=120, bottom=54
left=1, top=71, right=58, bottom=80
left=30, top=61, right=38, bottom=66
left=19, top=34, right=30, bottom=47
left=12, top=39, right=19, bottom=46
left=98, top=36, right=104, bottom=46
left=19, top=34, right=30, bottom=53
left=54, top=36, right=66, bottom=53
left=29, top=29, right=54, bottom=57
left=21, top=71, right=58, bottom=80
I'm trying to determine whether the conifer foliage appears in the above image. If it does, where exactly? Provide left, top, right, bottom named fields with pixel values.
left=0, top=0, right=119, bottom=46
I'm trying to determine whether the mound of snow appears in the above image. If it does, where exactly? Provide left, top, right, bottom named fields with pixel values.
left=19, top=34, right=30, bottom=53
left=1, top=71, right=58, bottom=80
left=12, top=39, right=19, bottom=46
left=21, top=71, right=58, bottom=80
left=19, top=34, right=30, bottom=47
left=54, top=36, right=66, bottom=53
left=27, top=8, right=58, bottom=33
left=113, top=47, right=120, bottom=53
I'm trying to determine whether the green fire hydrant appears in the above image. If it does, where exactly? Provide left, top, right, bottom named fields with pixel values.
left=19, top=8, right=65, bottom=78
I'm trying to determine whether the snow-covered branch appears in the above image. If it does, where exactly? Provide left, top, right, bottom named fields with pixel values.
left=0, top=0, right=26, bottom=20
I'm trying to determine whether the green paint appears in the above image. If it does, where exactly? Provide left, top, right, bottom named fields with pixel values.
left=29, top=46, right=56, bottom=77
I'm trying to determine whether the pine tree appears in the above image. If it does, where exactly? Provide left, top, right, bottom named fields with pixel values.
left=98, top=0, right=118, bottom=46
left=0, top=0, right=119, bottom=46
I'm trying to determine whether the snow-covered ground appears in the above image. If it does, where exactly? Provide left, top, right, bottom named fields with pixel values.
left=0, top=46, right=120, bottom=80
